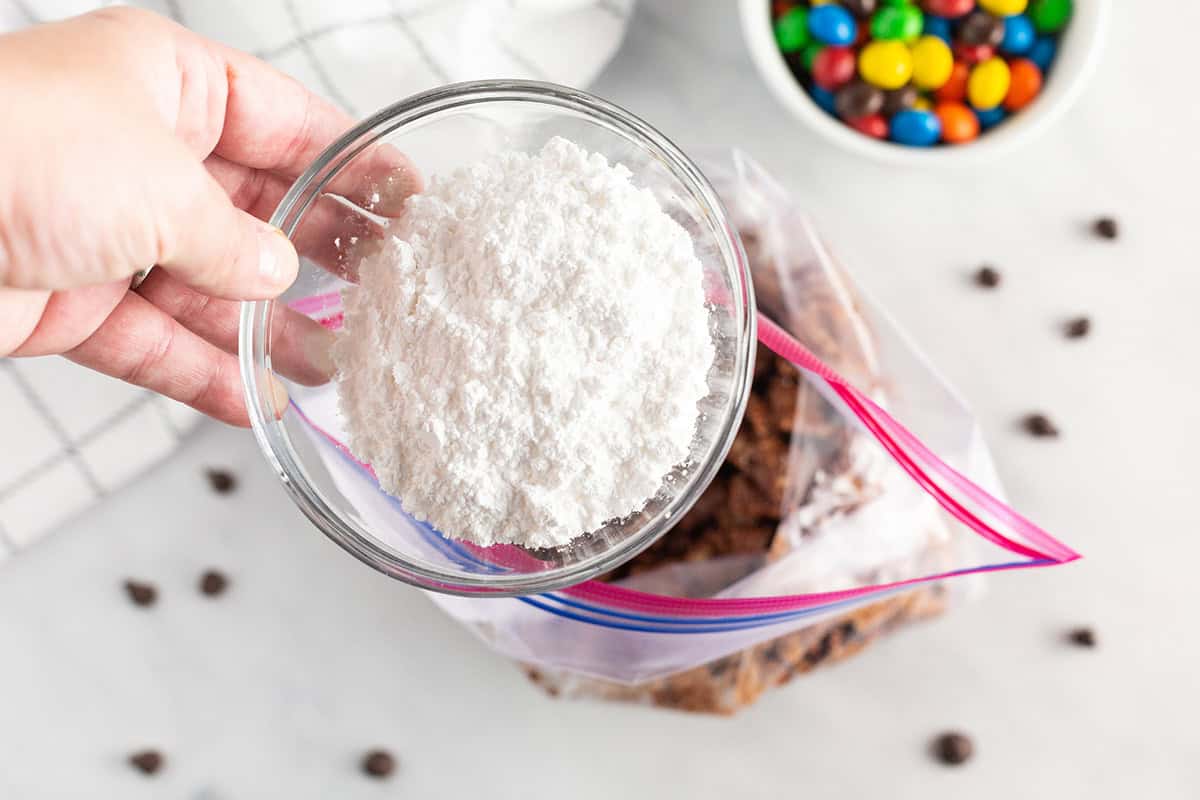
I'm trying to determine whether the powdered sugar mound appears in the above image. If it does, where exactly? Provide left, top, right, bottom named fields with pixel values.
left=333, top=137, right=715, bottom=548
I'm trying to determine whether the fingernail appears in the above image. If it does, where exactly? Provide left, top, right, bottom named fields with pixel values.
left=258, top=224, right=299, bottom=291
left=303, top=324, right=337, bottom=382
left=269, top=375, right=290, bottom=419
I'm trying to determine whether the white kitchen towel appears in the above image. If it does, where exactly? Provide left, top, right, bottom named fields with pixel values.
left=0, top=0, right=633, bottom=557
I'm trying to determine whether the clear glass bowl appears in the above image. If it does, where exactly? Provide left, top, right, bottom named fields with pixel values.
left=239, top=80, right=755, bottom=596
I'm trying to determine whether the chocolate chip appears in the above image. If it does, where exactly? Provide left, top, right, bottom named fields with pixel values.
left=1093, top=217, right=1119, bottom=240
left=123, top=580, right=157, bottom=608
left=205, top=468, right=237, bottom=494
left=198, top=569, right=229, bottom=597
left=361, top=749, right=396, bottom=778
left=1067, top=626, right=1097, bottom=647
left=128, top=750, right=164, bottom=775
left=1022, top=413, right=1060, bottom=438
left=974, top=266, right=1001, bottom=288
left=1064, top=316, right=1091, bottom=339
left=932, top=732, right=974, bottom=766
left=834, top=80, right=884, bottom=120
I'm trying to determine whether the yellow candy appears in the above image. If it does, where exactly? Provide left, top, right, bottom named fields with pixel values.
left=967, top=57, right=1012, bottom=110
left=979, top=0, right=1029, bottom=14
left=910, top=36, right=953, bottom=91
left=912, top=97, right=932, bottom=111
left=858, top=40, right=914, bottom=90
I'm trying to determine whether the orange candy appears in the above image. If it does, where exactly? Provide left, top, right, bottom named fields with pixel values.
left=1004, top=58, right=1043, bottom=111
left=935, top=61, right=970, bottom=103
left=935, top=102, right=980, bottom=144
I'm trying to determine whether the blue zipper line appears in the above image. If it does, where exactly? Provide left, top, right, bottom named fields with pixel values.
left=536, top=558, right=1053, bottom=625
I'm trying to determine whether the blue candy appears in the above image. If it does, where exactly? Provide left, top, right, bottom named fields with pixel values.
left=974, top=106, right=1007, bottom=129
left=923, top=15, right=952, bottom=43
left=889, top=109, right=942, bottom=146
left=809, top=84, right=838, bottom=116
left=808, top=4, right=857, bottom=46
left=1028, top=36, right=1057, bottom=72
left=1000, top=14, right=1035, bottom=55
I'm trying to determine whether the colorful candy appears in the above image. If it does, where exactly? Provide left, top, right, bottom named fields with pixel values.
left=1000, top=13, right=1036, bottom=54
left=812, top=46, right=858, bottom=88
left=772, top=0, right=1072, bottom=148
left=889, top=109, right=942, bottom=146
left=871, top=4, right=924, bottom=42
left=979, top=0, right=1027, bottom=14
left=967, top=56, right=1011, bottom=110
left=809, top=4, right=858, bottom=45
left=911, top=35, right=954, bottom=89
left=935, top=101, right=980, bottom=142
left=922, top=0, right=975, bottom=17
left=1003, top=57, right=1042, bottom=109
left=859, top=40, right=914, bottom=88
left=774, top=7, right=809, bottom=52
left=1029, top=0, right=1071, bottom=33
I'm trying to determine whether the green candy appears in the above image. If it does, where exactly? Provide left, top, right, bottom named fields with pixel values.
left=774, top=7, right=809, bottom=53
left=802, top=41, right=824, bottom=71
left=1029, top=0, right=1072, bottom=33
left=871, top=5, right=924, bottom=42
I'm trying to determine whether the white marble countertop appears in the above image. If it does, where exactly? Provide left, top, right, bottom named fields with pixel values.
left=2, top=1, right=1197, bottom=797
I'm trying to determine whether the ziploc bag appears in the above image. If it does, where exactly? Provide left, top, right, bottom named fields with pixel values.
left=421, top=150, right=1077, bottom=713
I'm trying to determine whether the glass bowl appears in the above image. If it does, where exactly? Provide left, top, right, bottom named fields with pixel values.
left=239, top=80, right=755, bottom=597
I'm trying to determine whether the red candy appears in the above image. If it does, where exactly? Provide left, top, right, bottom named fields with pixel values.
left=935, top=101, right=979, bottom=143
left=772, top=0, right=796, bottom=17
left=954, top=42, right=995, bottom=64
left=812, top=46, right=857, bottom=89
left=934, top=61, right=970, bottom=102
left=1004, top=58, right=1042, bottom=110
left=922, top=0, right=976, bottom=16
left=848, top=114, right=889, bottom=139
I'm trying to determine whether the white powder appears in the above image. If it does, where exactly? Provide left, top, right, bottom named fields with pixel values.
left=333, top=138, right=715, bottom=548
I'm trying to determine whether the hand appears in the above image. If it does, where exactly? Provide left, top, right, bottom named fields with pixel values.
left=0, top=8, right=417, bottom=425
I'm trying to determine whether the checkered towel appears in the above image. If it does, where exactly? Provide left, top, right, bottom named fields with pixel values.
left=0, top=0, right=633, bottom=557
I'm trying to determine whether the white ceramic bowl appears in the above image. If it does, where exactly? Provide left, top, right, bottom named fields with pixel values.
left=739, top=0, right=1110, bottom=166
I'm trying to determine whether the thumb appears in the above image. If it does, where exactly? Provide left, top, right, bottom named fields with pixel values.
left=156, top=161, right=298, bottom=301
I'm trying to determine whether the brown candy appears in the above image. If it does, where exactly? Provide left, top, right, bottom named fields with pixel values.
left=881, top=85, right=919, bottom=116
left=841, top=0, right=877, bottom=17
left=834, top=81, right=884, bottom=120
left=958, top=11, right=1005, bottom=47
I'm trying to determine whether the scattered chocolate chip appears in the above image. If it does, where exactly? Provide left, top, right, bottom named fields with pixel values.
left=974, top=266, right=1001, bottom=288
left=1067, top=627, right=1097, bottom=648
left=123, top=580, right=158, bottom=608
left=1092, top=217, right=1119, bottom=240
left=1064, top=316, right=1091, bottom=339
left=1022, top=413, right=1059, bottom=438
left=205, top=468, right=237, bottom=495
left=198, top=569, right=229, bottom=597
left=361, top=749, right=396, bottom=779
left=932, top=732, right=974, bottom=766
left=128, top=750, right=164, bottom=775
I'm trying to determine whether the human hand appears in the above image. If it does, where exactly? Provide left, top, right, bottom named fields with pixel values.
left=0, top=8, right=417, bottom=425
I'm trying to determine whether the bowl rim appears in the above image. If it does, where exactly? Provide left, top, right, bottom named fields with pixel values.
left=239, top=79, right=756, bottom=597
left=739, top=0, right=1111, bottom=166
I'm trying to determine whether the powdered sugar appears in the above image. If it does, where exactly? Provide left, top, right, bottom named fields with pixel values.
left=333, top=138, right=715, bottom=548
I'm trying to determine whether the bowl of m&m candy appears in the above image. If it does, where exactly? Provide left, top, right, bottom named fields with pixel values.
left=740, top=0, right=1109, bottom=163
